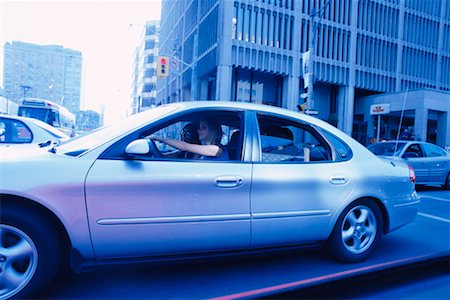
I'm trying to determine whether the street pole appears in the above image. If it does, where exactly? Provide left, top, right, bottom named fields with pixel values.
left=303, top=0, right=331, bottom=114
left=377, top=115, right=381, bottom=142
left=306, top=12, right=316, bottom=112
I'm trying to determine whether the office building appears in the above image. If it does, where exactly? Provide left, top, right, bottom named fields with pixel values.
left=157, top=0, right=450, bottom=146
left=3, top=41, right=82, bottom=114
left=130, top=21, right=159, bottom=114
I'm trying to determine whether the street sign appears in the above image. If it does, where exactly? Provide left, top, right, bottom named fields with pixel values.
left=370, top=103, right=390, bottom=115
left=305, top=109, right=319, bottom=115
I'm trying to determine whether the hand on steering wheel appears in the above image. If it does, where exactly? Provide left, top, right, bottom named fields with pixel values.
left=148, top=138, right=162, bottom=158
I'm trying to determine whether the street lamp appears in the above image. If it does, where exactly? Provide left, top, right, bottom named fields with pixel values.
left=20, top=85, right=32, bottom=98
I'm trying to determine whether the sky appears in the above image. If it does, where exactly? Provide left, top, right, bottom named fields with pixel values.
left=0, top=0, right=161, bottom=124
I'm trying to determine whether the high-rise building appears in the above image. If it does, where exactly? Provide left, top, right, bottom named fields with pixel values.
left=3, top=41, right=82, bottom=114
left=157, top=0, right=450, bottom=146
left=130, top=21, right=159, bottom=115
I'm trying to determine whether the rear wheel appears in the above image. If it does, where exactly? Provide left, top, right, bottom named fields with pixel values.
left=0, top=206, right=61, bottom=299
left=328, top=200, right=382, bottom=263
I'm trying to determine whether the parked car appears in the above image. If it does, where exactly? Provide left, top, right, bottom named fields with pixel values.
left=0, top=102, right=419, bottom=299
left=367, top=140, right=450, bottom=189
left=0, top=114, right=69, bottom=147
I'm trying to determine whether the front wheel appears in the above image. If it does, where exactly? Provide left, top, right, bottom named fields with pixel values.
left=328, top=200, right=382, bottom=263
left=442, top=172, right=450, bottom=190
left=0, top=207, right=61, bottom=299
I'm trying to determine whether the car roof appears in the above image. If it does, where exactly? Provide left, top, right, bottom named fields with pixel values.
left=164, top=101, right=336, bottom=131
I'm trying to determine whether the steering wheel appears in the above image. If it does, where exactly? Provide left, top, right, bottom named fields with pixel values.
left=148, top=139, right=162, bottom=158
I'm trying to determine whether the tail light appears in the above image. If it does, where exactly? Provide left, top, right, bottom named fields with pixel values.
left=408, top=164, right=416, bottom=184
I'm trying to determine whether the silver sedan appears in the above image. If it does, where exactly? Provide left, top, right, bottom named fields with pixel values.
left=368, top=141, right=450, bottom=189
left=0, top=102, right=419, bottom=299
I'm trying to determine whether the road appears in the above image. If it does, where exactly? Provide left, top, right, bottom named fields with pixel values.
left=43, top=187, right=450, bottom=299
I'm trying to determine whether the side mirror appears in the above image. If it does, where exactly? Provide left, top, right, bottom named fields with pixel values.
left=125, top=139, right=150, bottom=155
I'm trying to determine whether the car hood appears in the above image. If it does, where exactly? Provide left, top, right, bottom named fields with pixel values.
left=0, top=144, right=52, bottom=161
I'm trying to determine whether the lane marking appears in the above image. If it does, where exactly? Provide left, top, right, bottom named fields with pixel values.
left=419, top=195, right=450, bottom=203
left=210, top=255, right=435, bottom=300
left=418, top=212, right=450, bottom=223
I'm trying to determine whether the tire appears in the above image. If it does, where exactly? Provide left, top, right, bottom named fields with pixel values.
left=442, top=172, right=450, bottom=190
left=0, top=206, right=61, bottom=299
left=328, top=200, right=383, bottom=263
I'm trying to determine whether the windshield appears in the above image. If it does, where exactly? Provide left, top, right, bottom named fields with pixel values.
left=18, top=107, right=50, bottom=123
left=57, top=104, right=179, bottom=156
left=367, top=142, right=407, bottom=156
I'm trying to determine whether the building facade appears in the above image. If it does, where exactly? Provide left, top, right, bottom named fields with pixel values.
left=3, top=41, right=82, bottom=114
left=130, top=21, right=160, bottom=115
left=157, top=0, right=450, bottom=146
left=76, top=110, right=102, bottom=132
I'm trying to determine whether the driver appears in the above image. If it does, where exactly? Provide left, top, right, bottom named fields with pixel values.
left=177, top=123, right=200, bottom=159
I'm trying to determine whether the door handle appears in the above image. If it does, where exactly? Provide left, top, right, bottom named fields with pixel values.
left=213, top=176, right=244, bottom=188
left=330, top=176, right=348, bottom=185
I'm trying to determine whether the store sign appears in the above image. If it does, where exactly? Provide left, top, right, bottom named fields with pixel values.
left=370, top=103, right=390, bottom=115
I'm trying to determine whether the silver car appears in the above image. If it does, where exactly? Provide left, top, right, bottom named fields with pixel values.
left=0, top=102, right=419, bottom=299
left=0, top=115, right=69, bottom=147
left=368, top=141, right=450, bottom=189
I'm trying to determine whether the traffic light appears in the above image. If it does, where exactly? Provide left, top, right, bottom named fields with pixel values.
left=156, top=56, right=169, bottom=77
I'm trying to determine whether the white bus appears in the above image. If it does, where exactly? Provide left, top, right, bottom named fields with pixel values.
left=18, top=98, right=76, bottom=137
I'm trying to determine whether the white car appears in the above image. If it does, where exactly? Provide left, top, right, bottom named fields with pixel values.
left=0, top=101, right=419, bottom=299
left=0, top=115, right=69, bottom=147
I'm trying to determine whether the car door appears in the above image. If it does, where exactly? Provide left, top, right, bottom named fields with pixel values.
left=402, top=143, right=428, bottom=183
left=84, top=110, right=252, bottom=258
left=249, top=113, right=355, bottom=247
left=421, top=143, right=449, bottom=183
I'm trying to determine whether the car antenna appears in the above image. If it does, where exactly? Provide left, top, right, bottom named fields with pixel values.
left=394, top=88, right=408, bottom=156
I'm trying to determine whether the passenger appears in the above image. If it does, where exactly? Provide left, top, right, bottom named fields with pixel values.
left=151, top=117, right=229, bottom=161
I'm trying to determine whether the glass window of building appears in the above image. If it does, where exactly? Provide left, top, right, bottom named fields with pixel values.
left=232, top=68, right=282, bottom=107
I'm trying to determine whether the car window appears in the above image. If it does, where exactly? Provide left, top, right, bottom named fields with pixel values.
left=0, top=118, right=33, bottom=144
left=122, top=110, right=244, bottom=162
left=368, top=142, right=406, bottom=156
left=321, top=130, right=352, bottom=161
left=404, top=143, right=424, bottom=158
left=257, top=114, right=331, bottom=163
left=422, top=143, right=444, bottom=157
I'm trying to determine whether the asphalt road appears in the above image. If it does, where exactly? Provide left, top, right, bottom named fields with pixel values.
left=43, top=187, right=450, bottom=299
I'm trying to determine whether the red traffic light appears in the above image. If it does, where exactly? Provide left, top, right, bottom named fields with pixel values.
left=161, top=58, right=166, bottom=64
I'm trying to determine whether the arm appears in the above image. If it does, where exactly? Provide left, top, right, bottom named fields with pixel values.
left=150, top=136, right=223, bottom=157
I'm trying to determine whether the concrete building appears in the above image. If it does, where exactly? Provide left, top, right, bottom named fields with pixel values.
left=3, top=41, right=82, bottom=114
left=130, top=21, right=160, bottom=114
left=157, top=0, right=450, bottom=146
left=76, top=109, right=102, bottom=132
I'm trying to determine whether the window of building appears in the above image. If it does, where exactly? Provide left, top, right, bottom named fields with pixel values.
left=145, top=68, right=155, bottom=78
left=145, top=25, right=157, bottom=36
left=142, top=83, right=155, bottom=93
left=145, top=40, right=156, bottom=50
left=141, top=97, right=156, bottom=107
left=232, top=68, right=282, bottom=107
left=146, top=55, right=155, bottom=64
